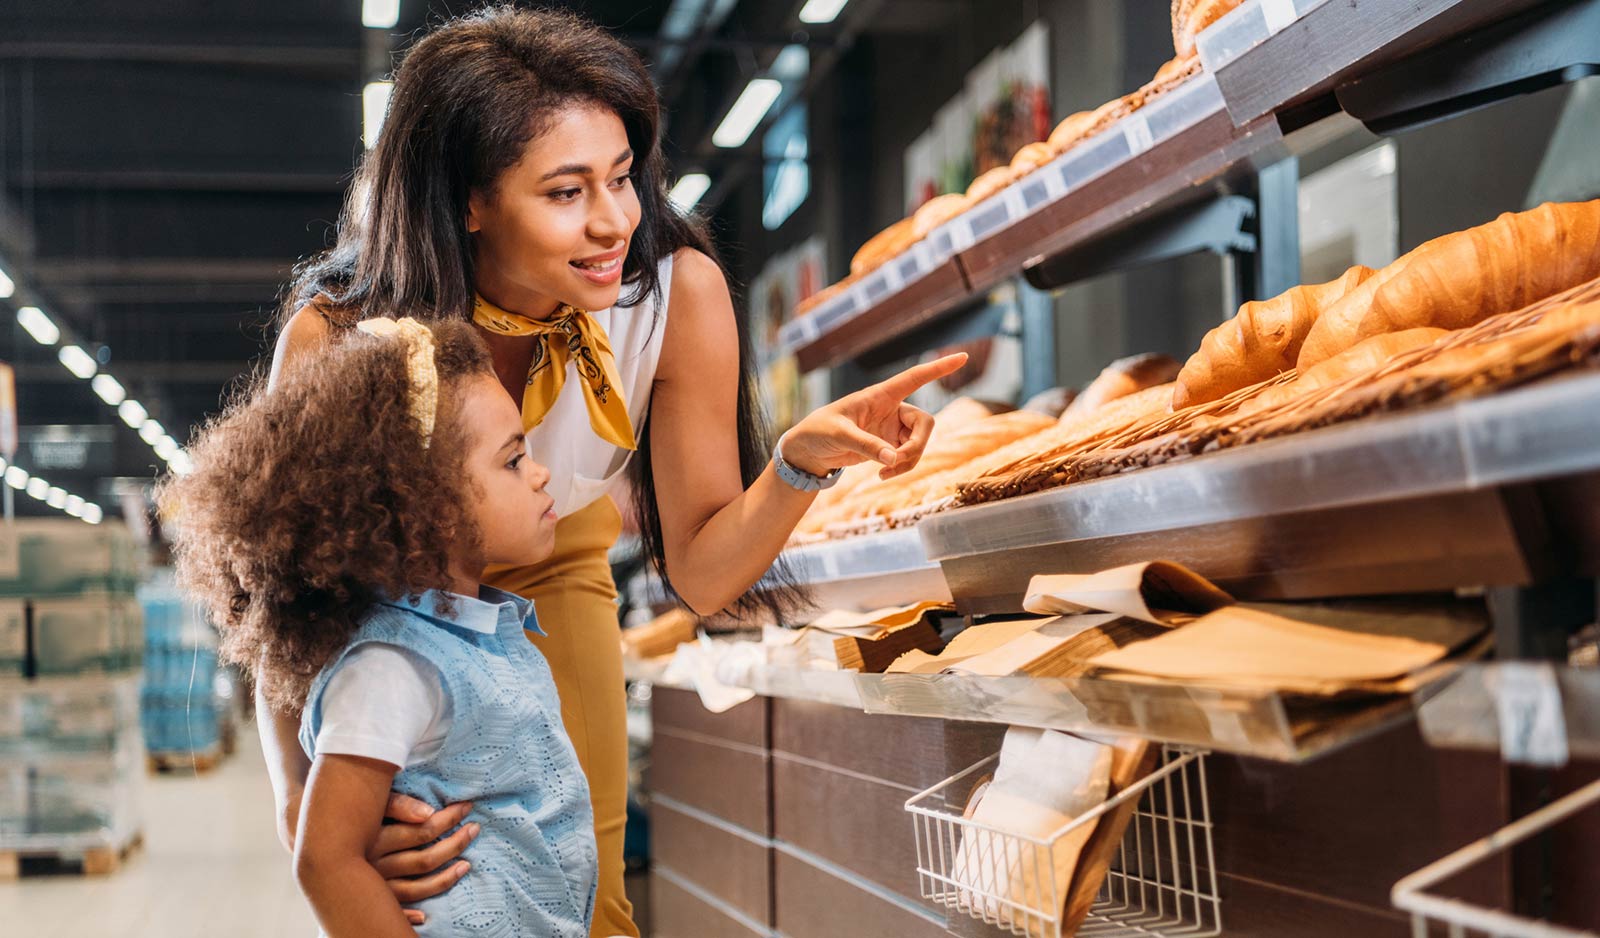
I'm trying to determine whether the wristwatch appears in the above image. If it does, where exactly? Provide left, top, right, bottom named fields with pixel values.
left=773, top=432, right=844, bottom=492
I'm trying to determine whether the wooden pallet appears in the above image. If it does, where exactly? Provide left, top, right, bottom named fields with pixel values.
left=146, top=749, right=223, bottom=775
left=0, top=831, right=143, bottom=879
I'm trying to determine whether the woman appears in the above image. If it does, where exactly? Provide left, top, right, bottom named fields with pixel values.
left=264, top=8, right=962, bottom=936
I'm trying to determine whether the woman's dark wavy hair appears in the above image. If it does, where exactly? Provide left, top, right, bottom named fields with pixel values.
left=282, top=5, right=802, bottom=620
left=160, top=322, right=493, bottom=712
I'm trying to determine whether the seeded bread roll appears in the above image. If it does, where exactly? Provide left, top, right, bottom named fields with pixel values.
left=967, top=165, right=1019, bottom=203
left=1010, top=141, right=1055, bottom=177
left=1048, top=111, right=1096, bottom=153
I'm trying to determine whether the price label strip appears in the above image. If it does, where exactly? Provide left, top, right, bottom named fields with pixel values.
left=1122, top=113, right=1156, bottom=156
left=1489, top=661, right=1569, bottom=767
left=1258, top=0, right=1299, bottom=35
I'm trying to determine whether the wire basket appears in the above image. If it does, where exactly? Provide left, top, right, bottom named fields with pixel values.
left=905, top=746, right=1221, bottom=938
left=1392, top=777, right=1600, bottom=938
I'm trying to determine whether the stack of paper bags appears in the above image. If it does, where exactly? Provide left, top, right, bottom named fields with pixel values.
left=887, top=561, right=1230, bottom=677
left=885, top=561, right=1485, bottom=698
left=950, top=728, right=1157, bottom=938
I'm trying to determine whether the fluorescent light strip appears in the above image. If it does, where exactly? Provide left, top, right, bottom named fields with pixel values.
left=83, top=504, right=103, bottom=525
left=363, top=81, right=393, bottom=150
left=668, top=173, right=712, bottom=211
left=798, top=0, right=850, bottom=24
left=362, top=0, right=400, bottom=29
left=4, top=467, right=26, bottom=490
left=17, top=306, right=60, bottom=346
left=91, top=374, right=126, bottom=406
left=58, top=345, right=97, bottom=379
left=0, top=267, right=12, bottom=300
left=24, top=478, right=47, bottom=500
left=139, top=420, right=165, bottom=445
left=46, top=487, right=66, bottom=509
left=118, top=400, right=148, bottom=429
left=712, top=78, right=782, bottom=148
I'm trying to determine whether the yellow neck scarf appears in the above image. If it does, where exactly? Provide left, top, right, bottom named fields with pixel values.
left=472, top=294, right=636, bottom=451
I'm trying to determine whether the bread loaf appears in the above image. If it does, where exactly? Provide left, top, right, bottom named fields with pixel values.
left=1173, top=265, right=1375, bottom=408
left=1011, top=141, right=1055, bottom=177
left=913, top=193, right=972, bottom=239
left=850, top=216, right=919, bottom=277
left=1297, top=200, right=1600, bottom=369
left=1049, top=111, right=1096, bottom=153
left=1298, top=328, right=1449, bottom=391
left=967, top=165, right=1019, bottom=203
left=1064, top=353, right=1182, bottom=418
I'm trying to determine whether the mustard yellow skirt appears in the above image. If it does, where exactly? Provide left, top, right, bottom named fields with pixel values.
left=483, top=496, right=638, bottom=938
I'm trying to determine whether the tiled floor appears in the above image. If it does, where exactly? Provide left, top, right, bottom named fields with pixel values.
left=2, top=728, right=318, bottom=938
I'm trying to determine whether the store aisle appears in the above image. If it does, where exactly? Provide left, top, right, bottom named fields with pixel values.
left=2, top=726, right=317, bottom=938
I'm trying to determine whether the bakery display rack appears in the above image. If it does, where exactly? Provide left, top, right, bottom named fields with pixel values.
left=779, top=0, right=1589, bottom=376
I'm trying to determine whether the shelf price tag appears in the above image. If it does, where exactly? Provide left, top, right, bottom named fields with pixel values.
left=1489, top=662, right=1569, bottom=768
left=1258, top=0, right=1298, bottom=35
left=1122, top=114, right=1155, bottom=156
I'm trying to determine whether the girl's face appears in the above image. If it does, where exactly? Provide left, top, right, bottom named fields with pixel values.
left=457, top=374, right=558, bottom=567
left=467, top=105, right=642, bottom=316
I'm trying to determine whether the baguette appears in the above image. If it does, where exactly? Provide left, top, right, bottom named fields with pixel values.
left=1297, top=200, right=1600, bottom=369
left=1174, top=265, right=1375, bottom=408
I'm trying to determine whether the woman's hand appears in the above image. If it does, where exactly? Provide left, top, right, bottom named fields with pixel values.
left=367, top=795, right=480, bottom=927
left=780, top=353, right=968, bottom=481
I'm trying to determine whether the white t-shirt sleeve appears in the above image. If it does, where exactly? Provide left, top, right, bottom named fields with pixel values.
left=315, top=643, right=450, bottom=769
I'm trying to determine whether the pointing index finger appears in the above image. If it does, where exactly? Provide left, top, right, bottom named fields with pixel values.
left=876, top=353, right=969, bottom=401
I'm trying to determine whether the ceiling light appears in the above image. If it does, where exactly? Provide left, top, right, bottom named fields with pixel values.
left=4, top=467, right=26, bottom=490
left=24, top=478, right=47, bottom=500
left=798, top=0, right=850, bottom=24
left=154, top=437, right=180, bottom=460
left=91, top=374, right=126, bottom=406
left=83, top=504, right=103, bottom=525
left=363, top=81, right=393, bottom=150
left=118, top=399, right=148, bottom=429
left=17, top=306, right=60, bottom=345
left=46, top=487, right=66, bottom=509
left=668, top=174, right=712, bottom=211
left=64, top=496, right=84, bottom=517
left=362, top=0, right=400, bottom=29
left=712, top=78, right=782, bottom=148
left=169, top=452, right=196, bottom=476
left=139, top=420, right=165, bottom=445
left=58, top=345, right=97, bottom=379
left=0, top=266, right=12, bottom=300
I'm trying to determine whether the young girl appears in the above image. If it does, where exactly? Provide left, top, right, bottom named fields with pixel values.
left=163, top=318, right=595, bottom=937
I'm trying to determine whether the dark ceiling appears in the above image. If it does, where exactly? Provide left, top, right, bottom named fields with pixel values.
left=0, top=0, right=894, bottom=505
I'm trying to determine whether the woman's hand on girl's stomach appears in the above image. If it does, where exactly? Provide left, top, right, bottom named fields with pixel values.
left=368, top=795, right=480, bottom=926
left=781, top=353, right=968, bottom=480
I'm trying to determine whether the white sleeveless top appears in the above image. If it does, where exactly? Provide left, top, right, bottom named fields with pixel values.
left=526, top=253, right=673, bottom=517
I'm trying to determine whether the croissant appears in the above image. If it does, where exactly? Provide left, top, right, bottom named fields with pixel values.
left=1173, top=265, right=1375, bottom=408
left=1297, top=200, right=1600, bottom=369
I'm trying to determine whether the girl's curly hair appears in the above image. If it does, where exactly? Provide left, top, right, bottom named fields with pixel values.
left=160, top=320, right=494, bottom=712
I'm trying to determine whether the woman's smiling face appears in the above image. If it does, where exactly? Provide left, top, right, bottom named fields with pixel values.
left=467, top=105, right=642, bottom=315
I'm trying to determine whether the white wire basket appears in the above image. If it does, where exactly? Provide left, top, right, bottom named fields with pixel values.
left=1392, top=776, right=1600, bottom=938
left=905, top=746, right=1221, bottom=938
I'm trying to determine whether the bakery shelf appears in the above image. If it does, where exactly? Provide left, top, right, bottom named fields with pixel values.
left=634, top=637, right=1446, bottom=763
left=919, top=370, right=1600, bottom=614
left=778, top=73, right=1289, bottom=373
left=1415, top=662, right=1600, bottom=765
left=1196, top=0, right=1546, bottom=126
